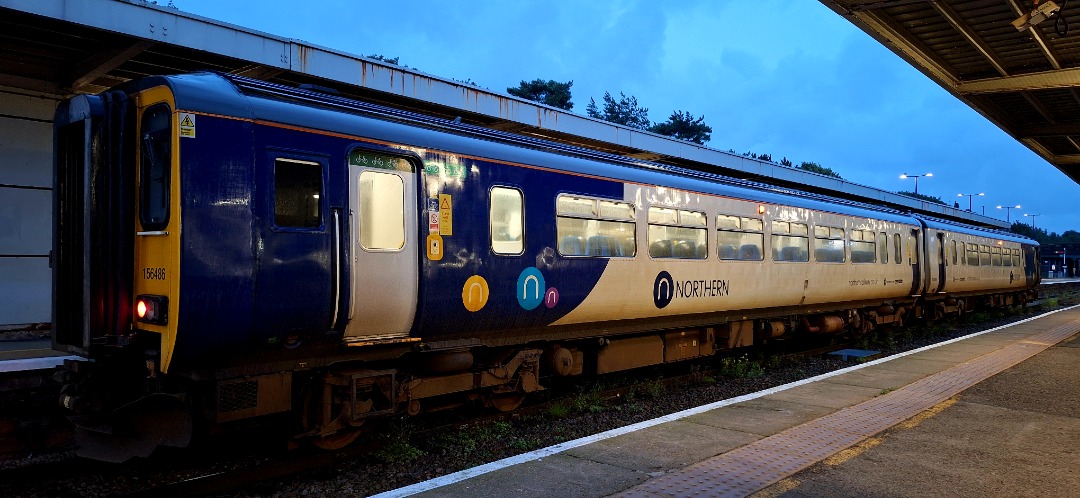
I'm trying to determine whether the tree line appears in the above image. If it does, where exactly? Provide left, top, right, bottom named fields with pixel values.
left=372, top=57, right=1074, bottom=240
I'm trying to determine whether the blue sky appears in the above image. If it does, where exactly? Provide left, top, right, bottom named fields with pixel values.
left=180, top=0, right=1079, bottom=234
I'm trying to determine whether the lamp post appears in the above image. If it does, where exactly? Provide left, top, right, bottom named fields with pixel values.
left=900, top=172, right=932, bottom=195
left=1024, top=213, right=1040, bottom=229
left=996, top=204, right=1020, bottom=223
left=958, top=192, right=984, bottom=211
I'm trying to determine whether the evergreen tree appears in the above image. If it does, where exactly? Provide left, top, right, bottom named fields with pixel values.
left=796, top=161, right=843, bottom=179
left=586, top=92, right=651, bottom=130
left=648, top=110, right=712, bottom=144
left=507, top=79, right=574, bottom=110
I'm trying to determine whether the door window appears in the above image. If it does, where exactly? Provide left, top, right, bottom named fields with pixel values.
left=358, top=170, right=405, bottom=251
left=274, top=158, right=322, bottom=228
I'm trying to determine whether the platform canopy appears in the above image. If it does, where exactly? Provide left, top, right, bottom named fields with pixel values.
left=0, top=0, right=1011, bottom=228
left=821, top=0, right=1080, bottom=185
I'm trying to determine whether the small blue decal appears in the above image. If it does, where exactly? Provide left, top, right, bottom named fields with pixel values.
left=517, top=267, right=546, bottom=310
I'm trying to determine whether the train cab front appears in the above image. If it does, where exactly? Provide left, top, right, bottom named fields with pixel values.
left=52, top=80, right=190, bottom=462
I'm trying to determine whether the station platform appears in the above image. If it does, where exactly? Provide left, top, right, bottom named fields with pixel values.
left=380, top=306, right=1080, bottom=498
left=0, top=339, right=73, bottom=373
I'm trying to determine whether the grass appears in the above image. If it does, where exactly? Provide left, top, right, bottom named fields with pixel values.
left=718, top=354, right=764, bottom=378
left=374, top=442, right=426, bottom=464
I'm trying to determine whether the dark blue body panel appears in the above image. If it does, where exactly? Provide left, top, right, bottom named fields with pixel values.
left=173, top=115, right=257, bottom=363
left=159, top=72, right=1038, bottom=364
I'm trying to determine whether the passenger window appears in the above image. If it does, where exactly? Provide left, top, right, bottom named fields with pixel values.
left=139, top=103, right=172, bottom=231
left=358, top=170, right=405, bottom=250
left=648, top=207, right=707, bottom=259
left=949, top=240, right=957, bottom=265
left=893, top=233, right=903, bottom=264
left=490, top=187, right=524, bottom=255
left=717, top=214, right=763, bottom=261
left=772, top=221, right=809, bottom=262
left=908, top=233, right=919, bottom=265
left=991, top=247, right=1002, bottom=266
left=878, top=232, right=889, bottom=264
left=850, top=229, right=876, bottom=263
left=556, top=195, right=635, bottom=257
left=1013, top=249, right=1021, bottom=267
left=274, top=158, right=322, bottom=229
left=967, top=244, right=980, bottom=266
left=814, top=226, right=846, bottom=263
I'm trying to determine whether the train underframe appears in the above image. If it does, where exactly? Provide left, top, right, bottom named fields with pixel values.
left=56, top=288, right=1037, bottom=460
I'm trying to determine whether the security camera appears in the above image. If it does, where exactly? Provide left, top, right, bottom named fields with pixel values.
left=1013, top=1, right=1061, bottom=31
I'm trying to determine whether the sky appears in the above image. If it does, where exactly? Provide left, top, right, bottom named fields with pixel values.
left=178, top=0, right=1080, bottom=235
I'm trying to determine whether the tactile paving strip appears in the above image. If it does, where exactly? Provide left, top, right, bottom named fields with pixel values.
left=615, top=313, right=1080, bottom=498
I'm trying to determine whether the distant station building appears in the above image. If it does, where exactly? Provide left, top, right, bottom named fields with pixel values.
left=0, top=0, right=1032, bottom=330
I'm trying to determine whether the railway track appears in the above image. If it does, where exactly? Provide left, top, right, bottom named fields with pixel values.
left=1, top=282, right=1077, bottom=496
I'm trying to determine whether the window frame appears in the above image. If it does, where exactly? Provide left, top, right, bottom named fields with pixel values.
left=647, top=207, right=708, bottom=260
left=813, top=225, right=846, bottom=263
left=139, top=103, right=173, bottom=231
left=850, top=229, right=877, bottom=264
left=717, top=214, right=764, bottom=261
left=489, top=186, right=525, bottom=256
left=556, top=194, right=636, bottom=258
left=772, top=221, right=809, bottom=263
left=272, top=157, right=325, bottom=230
left=356, top=169, right=406, bottom=252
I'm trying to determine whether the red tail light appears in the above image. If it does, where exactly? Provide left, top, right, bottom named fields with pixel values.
left=135, top=295, right=168, bottom=325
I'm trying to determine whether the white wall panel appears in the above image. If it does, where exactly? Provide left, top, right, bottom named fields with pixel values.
left=0, top=187, right=50, bottom=254
left=1, top=87, right=57, bottom=327
left=0, top=257, right=50, bottom=325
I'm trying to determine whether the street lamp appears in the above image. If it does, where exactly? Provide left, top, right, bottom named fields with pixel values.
left=1024, top=213, right=1040, bottom=229
left=996, top=204, right=1021, bottom=223
left=900, top=172, right=933, bottom=195
left=957, top=192, right=984, bottom=211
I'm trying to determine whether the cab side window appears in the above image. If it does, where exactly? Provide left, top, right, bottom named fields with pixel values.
left=139, top=103, right=172, bottom=231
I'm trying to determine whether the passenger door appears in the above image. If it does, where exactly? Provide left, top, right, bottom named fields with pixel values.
left=909, top=229, right=923, bottom=296
left=254, top=153, right=334, bottom=339
left=934, top=232, right=947, bottom=294
left=344, top=150, right=418, bottom=340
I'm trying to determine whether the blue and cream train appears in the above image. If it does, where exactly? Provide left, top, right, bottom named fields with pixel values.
left=52, top=73, right=1039, bottom=461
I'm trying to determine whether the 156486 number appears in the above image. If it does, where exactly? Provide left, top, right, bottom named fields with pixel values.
left=142, top=267, right=166, bottom=280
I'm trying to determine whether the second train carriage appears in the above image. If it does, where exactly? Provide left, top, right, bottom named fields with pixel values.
left=51, top=72, right=1039, bottom=460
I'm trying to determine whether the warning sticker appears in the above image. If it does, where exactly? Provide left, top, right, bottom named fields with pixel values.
left=179, top=113, right=196, bottom=138
left=439, top=194, right=453, bottom=236
left=428, top=212, right=440, bottom=233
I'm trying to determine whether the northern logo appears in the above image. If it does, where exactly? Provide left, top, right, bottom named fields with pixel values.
left=653, top=271, right=730, bottom=309
left=653, top=271, right=674, bottom=309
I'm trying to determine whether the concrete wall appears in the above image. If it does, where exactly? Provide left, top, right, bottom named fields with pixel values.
left=0, top=86, right=58, bottom=328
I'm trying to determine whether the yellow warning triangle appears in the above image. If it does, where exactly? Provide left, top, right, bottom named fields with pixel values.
left=180, top=115, right=194, bottom=127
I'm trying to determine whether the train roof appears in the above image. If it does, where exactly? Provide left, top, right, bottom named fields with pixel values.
left=161, top=72, right=1033, bottom=244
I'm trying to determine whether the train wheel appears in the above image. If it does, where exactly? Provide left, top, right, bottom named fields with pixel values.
left=310, top=427, right=362, bottom=450
left=486, top=391, right=526, bottom=412
left=299, top=379, right=370, bottom=450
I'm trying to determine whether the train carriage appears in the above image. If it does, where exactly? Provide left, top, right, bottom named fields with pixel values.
left=50, top=72, right=1039, bottom=461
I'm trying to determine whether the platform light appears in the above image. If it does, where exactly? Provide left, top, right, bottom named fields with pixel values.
left=1013, top=1, right=1061, bottom=31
